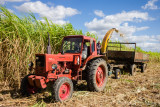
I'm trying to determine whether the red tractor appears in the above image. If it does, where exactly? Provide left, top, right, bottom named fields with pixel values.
left=20, top=34, right=108, bottom=102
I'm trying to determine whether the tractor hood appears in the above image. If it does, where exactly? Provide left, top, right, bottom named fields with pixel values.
left=35, top=53, right=79, bottom=72
left=45, top=53, right=74, bottom=62
left=36, top=53, right=74, bottom=63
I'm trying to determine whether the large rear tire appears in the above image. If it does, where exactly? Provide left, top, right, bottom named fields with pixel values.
left=87, top=58, right=108, bottom=92
left=52, top=77, right=73, bottom=102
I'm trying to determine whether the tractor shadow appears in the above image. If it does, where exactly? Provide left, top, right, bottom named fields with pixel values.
left=0, top=81, right=89, bottom=103
left=0, top=82, right=88, bottom=103
left=74, top=81, right=88, bottom=91
left=0, top=89, right=22, bottom=100
left=36, top=96, right=54, bottom=103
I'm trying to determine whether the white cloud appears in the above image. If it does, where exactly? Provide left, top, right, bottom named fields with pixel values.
left=142, top=0, right=159, bottom=10
left=109, top=34, right=160, bottom=52
left=0, top=0, right=30, bottom=5
left=14, top=1, right=80, bottom=24
left=94, top=10, right=105, bottom=17
left=136, top=26, right=150, bottom=31
left=157, top=35, right=160, bottom=41
left=85, top=10, right=159, bottom=52
left=138, top=42, right=160, bottom=52
left=39, top=19, right=69, bottom=25
left=124, top=35, right=159, bottom=43
left=85, top=11, right=152, bottom=37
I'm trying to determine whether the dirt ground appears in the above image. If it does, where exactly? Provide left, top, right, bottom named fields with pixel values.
left=0, top=62, right=159, bottom=107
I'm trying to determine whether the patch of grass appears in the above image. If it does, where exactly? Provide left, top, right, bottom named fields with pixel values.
left=153, top=83, right=160, bottom=89
left=142, top=98, right=159, bottom=106
left=105, top=84, right=112, bottom=93
left=31, top=100, right=46, bottom=107
left=121, top=70, right=129, bottom=75
left=121, top=79, right=134, bottom=83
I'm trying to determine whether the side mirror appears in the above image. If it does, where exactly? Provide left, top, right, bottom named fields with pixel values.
left=29, top=61, right=34, bottom=71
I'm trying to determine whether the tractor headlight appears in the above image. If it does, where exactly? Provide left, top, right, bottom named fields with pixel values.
left=52, top=64, right=57, bottom=70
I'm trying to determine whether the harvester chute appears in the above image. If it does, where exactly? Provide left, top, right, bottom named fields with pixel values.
left=101, top=28, right=123, bottom=54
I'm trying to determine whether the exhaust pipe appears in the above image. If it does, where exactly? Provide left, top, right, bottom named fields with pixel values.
left=47, top=32, right=51, bottom=54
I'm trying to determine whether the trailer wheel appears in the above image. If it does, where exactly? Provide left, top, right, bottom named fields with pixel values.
left=52, top=77, right=73, bottom=102
left=130, top=64, right=136, bottom=76
left=141, top=63, right=147, bottom=73
left=20, top=74, right=38, bottom=96
left=87, top=58, right=108, bottom=92
left=115, top=69, right=121, bottom=79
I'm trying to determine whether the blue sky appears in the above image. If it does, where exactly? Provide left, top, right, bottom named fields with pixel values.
left=1, top=0, right=160, bottom=52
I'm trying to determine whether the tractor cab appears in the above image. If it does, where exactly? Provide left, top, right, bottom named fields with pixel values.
left=61, top=35, right=97, bottom=60
left=61, top=36, right=82, bottom=54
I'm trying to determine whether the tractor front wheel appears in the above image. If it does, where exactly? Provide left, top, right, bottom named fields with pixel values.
left=87, top=58, right=108, bottom=92
left=52, top=77, right=73, bottom=102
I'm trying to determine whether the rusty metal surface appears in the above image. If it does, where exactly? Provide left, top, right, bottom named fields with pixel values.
left=134, top=52, right=149, bottom=62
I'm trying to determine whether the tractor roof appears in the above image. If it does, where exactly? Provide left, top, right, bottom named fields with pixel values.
left=64, top=35, right=96, bottom=41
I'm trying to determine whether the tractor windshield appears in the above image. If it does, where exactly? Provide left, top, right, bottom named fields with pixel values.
left=62, top=37, right=82, bottom=53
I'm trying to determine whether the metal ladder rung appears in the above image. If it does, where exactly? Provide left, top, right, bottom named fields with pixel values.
left=78, top=70, right=82, bottom=80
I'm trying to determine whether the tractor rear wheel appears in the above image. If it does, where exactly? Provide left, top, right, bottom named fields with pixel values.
left=87, top=58, right=108, bottom=92
left=20, top=74, right=38, bottom=96
left=52, top=77, right=73, bottom=102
